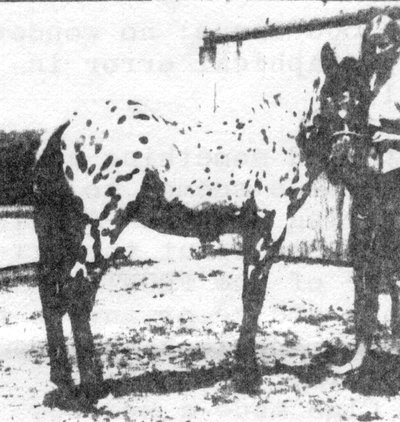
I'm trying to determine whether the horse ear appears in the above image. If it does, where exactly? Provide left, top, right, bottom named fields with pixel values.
left=321, top=42, right=338, bottom=76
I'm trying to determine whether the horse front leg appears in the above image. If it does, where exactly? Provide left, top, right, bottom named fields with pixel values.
left=234, top=219, right=285, bottom=393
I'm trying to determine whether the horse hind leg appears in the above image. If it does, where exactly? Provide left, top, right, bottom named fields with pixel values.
left=66, top=222, right=105, bottom=404
left=34, top=207, right=74, bottom=396
left=38, top=268, right=73, bottom=392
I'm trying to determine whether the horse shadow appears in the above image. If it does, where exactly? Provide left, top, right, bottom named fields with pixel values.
left=42, top=343, right=400, bottom=413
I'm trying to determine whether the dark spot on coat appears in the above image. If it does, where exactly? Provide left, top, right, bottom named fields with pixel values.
left=74, top=142, right=82, bottom=153
left=217, top=146, right=222, bottom=150
left=197, top=143, right=201, bottom=148
left=206, top=191, right=212, bottom=196
left=205, top=167, right=210, bottom=173
left=86, top=119, right=92, bottom=127
left=292, top=174, right=299, bottom=184
left=255, top=179, right=263, bottom=190
left=272, top=142, right=276, bottom=153
left=116, top=168, right=140, bottom=183
left=282, top=147, right=287, bottom=155
left=104, top=130, right=109, bottom=139
left=180, top=129, right=185, bottom=135
left=99, top=193, right=121, bottom=221
left=173, top=144, right=182, bottom=157
left=93, top=173, right=102, bottom=184
left=293, top=111, right=297, bottom=117
left=139, top=136, right=148, bottom=145
left=65, top=166, right=74, bottom=180
left=210, top=182, right=215, bottom=186
left=73, top=111, right=78, bottom=116
left=230, top=180, right=235, bottom=185
left=101, top=155, right=113, bottom=172
left=152, top=115, right=159, bottom=122
left=236, top=119, right=245, bottom=130
left=111, top=106, right=117, bottom=112
left=172, top=187, right=177, bottom=192
left=105, top=100, right=111, bottom=105
left=261, top=129, right=269, bottom=145
left=279, top=173, right=289, bottom=183
left=128, top=100, right=141, bottom=106
left=191, top=180, right=196, bottom=185
left=133, top=151, right=143, bottom=159
left=76, top=151, right=88, bottom=173
left=118, top=115, right=127, bottom=125
left=61, top=141, right=67, bottom=150
left=105, top=187, right=117, bottom=197
left=306, top=98, right=313, bottom=120
left=134, top=114, right=150, bottom=121
left=220, top=155, right=225, bottom=159
left=273, top=94, right=281, bottom=106
left=88, top=164, right=96, bottom=175
left=228, top=195, right=232, bottom=200
left=165, top=159, right=170, bottom=170
left=244, top=180, right=250, bottom=189
left=95, top=144, right=102, bottom=154
left=313, top=77, right=320, bottom=90
left=115, top=160, right=123, bottom=167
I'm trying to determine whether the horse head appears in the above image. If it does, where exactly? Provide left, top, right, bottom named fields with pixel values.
left=319, top=43, right=376, bottom=192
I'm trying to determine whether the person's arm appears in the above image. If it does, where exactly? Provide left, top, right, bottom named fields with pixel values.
left=373, top=131, right=400, bottom=151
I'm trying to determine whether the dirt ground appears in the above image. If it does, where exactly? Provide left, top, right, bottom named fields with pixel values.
left=1, top=254, right=400, bottom=422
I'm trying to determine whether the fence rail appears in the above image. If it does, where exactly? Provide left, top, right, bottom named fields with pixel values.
left=200, top=5, right=400, bottom=65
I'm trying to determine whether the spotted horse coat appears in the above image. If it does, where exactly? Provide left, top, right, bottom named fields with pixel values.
left=33, top=43, right=357, bottom=408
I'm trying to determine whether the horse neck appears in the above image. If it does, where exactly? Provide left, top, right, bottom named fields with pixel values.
left=296, top=88, right=331, bottom=183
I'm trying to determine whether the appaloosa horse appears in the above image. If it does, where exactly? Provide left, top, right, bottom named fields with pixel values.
left=33, top=42, right=364, bottom=407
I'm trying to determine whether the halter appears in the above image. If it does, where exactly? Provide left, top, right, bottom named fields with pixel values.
left=331, top=130, right=365, bottom=139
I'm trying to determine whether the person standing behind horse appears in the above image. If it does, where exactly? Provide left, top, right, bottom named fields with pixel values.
left=364, top=14, right=400, bottom=152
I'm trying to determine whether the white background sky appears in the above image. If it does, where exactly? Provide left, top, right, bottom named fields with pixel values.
left=0, top=1, right=393, bottom=131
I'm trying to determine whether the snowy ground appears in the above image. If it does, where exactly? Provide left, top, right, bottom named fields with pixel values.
left=2, top=247, right=400, bottom=422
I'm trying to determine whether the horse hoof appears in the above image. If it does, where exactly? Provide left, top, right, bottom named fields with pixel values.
left=43, top=387, right=83, bottom=411
left=232, top=364, right=263, bottom=394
